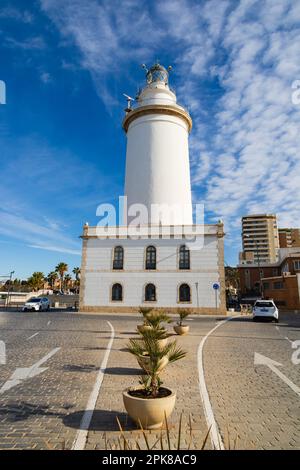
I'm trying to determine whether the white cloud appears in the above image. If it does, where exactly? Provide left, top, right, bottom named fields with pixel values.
left=0, top=7, right=34, bottom=23
left=0, top=209, right=81, bottom=256
left=39, top=0, right=159, bottom=108
left=4, top=36, right=46, bottom=50
left=40, top=72, right=52, bottom=83
left=28, top=244, right=81, bottom=255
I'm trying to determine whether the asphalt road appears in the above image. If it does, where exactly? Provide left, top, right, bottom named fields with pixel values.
left=0, top=310, right=299, bottom=450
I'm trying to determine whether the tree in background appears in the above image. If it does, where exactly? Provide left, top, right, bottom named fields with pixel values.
left=27, top=272, right=45, bottom=292
left=55, top=262, right=68, bottom=292
left=225, top=266, right=240, bottom=291
left=72, top=267, right=80, bottom=294
left=64, top=274, right=72, bottom=291
left=47, top=271, right=58, bottom=290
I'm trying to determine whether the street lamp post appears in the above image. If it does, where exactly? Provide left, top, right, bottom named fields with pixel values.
left=195, top=282, right=199, bottom=309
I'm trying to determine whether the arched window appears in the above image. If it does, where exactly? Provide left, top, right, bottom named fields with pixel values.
left=179, top=283, right=191, bottom=302
left=113, top=246, right=124, bottom=270
left=112, top=283, right=123, bottom=301
left=145, top=246, right=156, bottom=270
left=145, top=283, right=156, bottom=302
left=179, top=245, right=190, bottom=269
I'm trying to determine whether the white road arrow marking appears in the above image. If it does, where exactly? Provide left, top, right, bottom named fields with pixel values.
left=0, top=341, right=6, bottom=365
left=0, top=347, right=60, bottom=394
left=254, top=352, right=300, bottom=397
left=27, top=332, right=39, bottom=340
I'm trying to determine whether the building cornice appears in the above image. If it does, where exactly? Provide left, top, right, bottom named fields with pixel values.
left=122, top=104, right=192, bottom=133
left=81, top=224, right=222, bottom=239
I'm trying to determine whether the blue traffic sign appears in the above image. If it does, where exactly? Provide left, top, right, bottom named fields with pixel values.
left=213, top=283, right=220, bottom=290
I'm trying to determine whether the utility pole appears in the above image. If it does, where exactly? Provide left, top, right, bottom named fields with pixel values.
left=6, top=271, right=15, bottom=309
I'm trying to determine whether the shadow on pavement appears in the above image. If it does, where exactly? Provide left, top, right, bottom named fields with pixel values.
left=105, top=367, right=141, bottom=376
left=63, top=410, right=135, bottom=431
left=62, top=364, right=98, bottom=373
left=0, top=401, right=73, bottom=422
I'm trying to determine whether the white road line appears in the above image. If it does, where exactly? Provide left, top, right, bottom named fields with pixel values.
left=71, top=321, right=115, bottom=451
left=0, top=340, right=6, bottom=365
left=47, top=321, right=51, bottom=326
left=197, top=318, right=232, bottom=450
left=275, top=324, right=292, bottom=344
left=26, top=332, right=39, bottom=340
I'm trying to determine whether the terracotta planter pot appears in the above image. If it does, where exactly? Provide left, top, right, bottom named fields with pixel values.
left=123, top=387, right=176, bottom=430
left=137, top=354, right=169, bottom=373
left=173, top=325, right=190, bottom=335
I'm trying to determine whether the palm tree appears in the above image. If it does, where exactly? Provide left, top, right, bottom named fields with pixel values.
left=27, top=272, right=45, bottom=292
left=47, top=271, right=58, bottom=290
left=72, top=267, right=80, bottom=294
left=55, top=262, right=68, bottom=291
left=64, top=274, right=72, bottom=291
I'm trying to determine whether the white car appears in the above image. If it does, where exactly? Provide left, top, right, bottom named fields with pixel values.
left=23, top=297, right=50, bottom=312
left=253, top=300, right=279, bottom=323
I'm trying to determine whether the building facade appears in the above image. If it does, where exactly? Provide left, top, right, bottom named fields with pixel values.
left=79, top=63, right=226, bottom=314
left=261, top=273, right=300, bottom=310
left=240, top=214, right=279, bottom=264
left=238, top=247, right=300, bottom=301
left=279, top=228, right=300, bottom=248
left=80, top=224, right=225, bottom=313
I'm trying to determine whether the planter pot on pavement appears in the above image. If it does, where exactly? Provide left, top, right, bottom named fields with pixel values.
left=173, top=325, right=190, bottom=335
left=123, top=387, right=176, bottom=430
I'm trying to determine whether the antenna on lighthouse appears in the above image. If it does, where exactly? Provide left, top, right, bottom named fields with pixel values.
left=123, top=93, right=135, bottom=113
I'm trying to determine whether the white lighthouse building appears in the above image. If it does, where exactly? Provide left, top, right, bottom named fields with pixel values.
left=79, top=63, right=226, bottom=314
left=124, top=64, right=192, bottom=226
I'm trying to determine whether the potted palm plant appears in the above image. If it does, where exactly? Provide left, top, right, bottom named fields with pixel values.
left=124, top=331, right=186, bottom=429
left=173, top=309, right=190, bottom=335
left=143, top=310, right=171, bottom=350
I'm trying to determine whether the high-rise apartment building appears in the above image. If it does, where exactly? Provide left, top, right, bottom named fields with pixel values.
left=240, top=214, right=279, bottom=263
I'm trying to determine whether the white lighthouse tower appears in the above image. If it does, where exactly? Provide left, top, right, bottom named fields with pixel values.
left=123, top=64, right=193, bottom=226
left=79, top=63, right=226, bottom=315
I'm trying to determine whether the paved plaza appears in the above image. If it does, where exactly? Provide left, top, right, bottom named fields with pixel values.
left=0, top=310, right=299, bottom=450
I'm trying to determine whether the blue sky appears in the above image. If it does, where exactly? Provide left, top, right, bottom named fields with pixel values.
left=0, top=0, right=300, bottom=280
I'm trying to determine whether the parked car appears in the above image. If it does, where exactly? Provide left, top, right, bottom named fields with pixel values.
left=23, top=297, right=50, bottom=312
left=253, top=299, right=278, bottom=323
